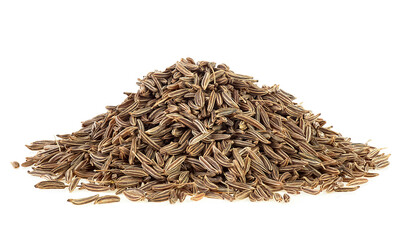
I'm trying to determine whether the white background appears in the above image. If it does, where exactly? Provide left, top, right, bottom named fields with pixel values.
left=1, top=1, right=401, bottom=239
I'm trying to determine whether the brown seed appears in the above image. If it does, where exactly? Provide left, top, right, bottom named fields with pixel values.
left=35, top=181, right=67, bottom=189
left=334, top=186, right=360, bottom=192
left=175, top=61, right=194, bottom=77
left=67, top=194, right=99, bottom=205
left=234, top=114, right=266, bottom=130
left=226, top=181, right=255, bottom=191
left=123, top=189, right=146, bottom=202
left=11, top=161, right=20, bottom=169
left=191, top=192, right=205, bottom=201
left=94, top=195, right=120, bottom=204
left=347, top=178, right=368, bottom=186
left=81, top=183, right=110, bottom=192
left=283, top=193, right=290, bottom=203
left=69, top=177, right=81, bottom=192
left=274, top=193, right=283, bottom=202
left=302, top=187, right=321, bottom=195
left=147, top=189, right=171, bottom=202
left=130, top=107, right=153, bottom=117
left=364, top=172, right=380, bottom=178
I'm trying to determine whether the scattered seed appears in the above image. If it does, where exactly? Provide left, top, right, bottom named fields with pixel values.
left=11, top=161, right=20, bottom=169
left=94, top=195, right=120, bottom=204
left=67, top=194, right=99, bottom=205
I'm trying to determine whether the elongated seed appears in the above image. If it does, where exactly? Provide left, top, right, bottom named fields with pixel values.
left=35, top=181, right=67, bottom=189
left=94, top=195, right=120, bottom=204
left=347, top=178, right=368, bottom=186
left=67, top=194, right=99, bottom=205
left=81, top=183, right=110, bottom=192
left=69, top=177, right=81, bottom=192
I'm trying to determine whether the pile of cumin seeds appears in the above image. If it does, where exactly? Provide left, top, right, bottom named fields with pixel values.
left=21, top=58, right=390, bottom=204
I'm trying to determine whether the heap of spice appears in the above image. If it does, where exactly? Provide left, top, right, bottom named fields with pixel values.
left=20, top=58, right=390, bottom=204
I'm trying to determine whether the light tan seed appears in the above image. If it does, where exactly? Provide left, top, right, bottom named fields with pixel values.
left=334, top=186, right=360, bottom=192
left=347, top=178, right=368, bottom=186
left=69, top=177, right=81, bottom=192
left=11, top=161, right=20, bottom=169
left=274, top=193, right=283, bottom=202
left=191, top=192, right=205, bottom=201
left=35, top=181, right=67, bottom=189
left=175, top=61, right=194, bottom=77
left=226, top=181, right=255, bottom=190
left=130, top=107, right=153, bottom=117
left=234, top=114, right=266, bottom=130
left=81, top=183, right=110, bottom=192
left=364, top=172, right=379, bottom=178
left=123, top=189, right=146, bottom=201
left=302, top=187, right=320, bottom=195
left=94, top=195, right=120, bottom=204
left=139, top=131, right=161, bottom=150
left=67, top=194, right=99, bottom=205
left=283, top=193, right=290, bottom=203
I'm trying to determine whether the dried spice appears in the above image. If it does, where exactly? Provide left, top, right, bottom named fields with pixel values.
left=21, top=58, right=389, bottom=203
